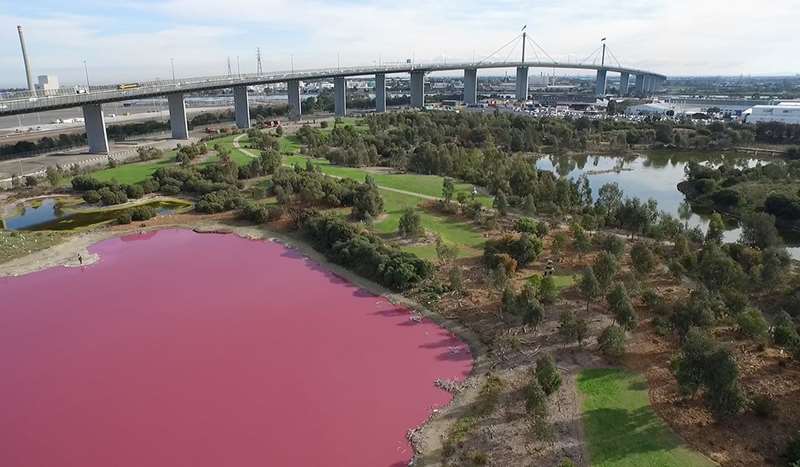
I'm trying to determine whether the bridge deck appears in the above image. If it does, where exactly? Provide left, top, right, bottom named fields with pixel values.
left=0, top=61, right=665, bottom=117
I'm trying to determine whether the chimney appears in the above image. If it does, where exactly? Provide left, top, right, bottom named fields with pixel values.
left=17, top=25, right=37, bottom=96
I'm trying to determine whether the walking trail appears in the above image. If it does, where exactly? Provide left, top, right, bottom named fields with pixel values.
left=233, top=134, right=440, bottom=201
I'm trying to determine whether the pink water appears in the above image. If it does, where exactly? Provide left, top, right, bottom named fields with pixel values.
left=0, top=229, right=472, bottom=467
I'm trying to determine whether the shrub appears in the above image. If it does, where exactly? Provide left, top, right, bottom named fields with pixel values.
left=630, top=241, right=657, bottom=276
left=524, top=379, right=547, bottom=418
left=483, top=233, right=543, bottom=268
left=82, top=190, right=101, bottom=204
left=673, top=328, right=745, bottom=419
left=535, top=354, right=562, bottom=396
left=514, top=217, right=538, bottom=234
left=130, top=206, right=156, bottom=221
left=398, top=207, right=424, bottom=237
left=539, top=275, right=558, bottom=304
left=116, top=212, right=132, bottom=224
left=302, top=214, right=432, bottom=290
left=598, top=325, right=626, bottom=359
left=736, top=308, right=769, bottom=343
left=125, top=184, right=145, bottom=199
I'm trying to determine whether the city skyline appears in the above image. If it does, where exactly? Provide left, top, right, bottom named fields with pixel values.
left=1, top=0, right=799, bottom=87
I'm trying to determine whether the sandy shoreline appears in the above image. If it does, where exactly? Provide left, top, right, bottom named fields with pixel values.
left=0, top=218, right=488, bottom=466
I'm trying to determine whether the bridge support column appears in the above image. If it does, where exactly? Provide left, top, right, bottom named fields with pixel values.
left=410, top=70, right=425, bottom=108
left=233, top=85, right=251, bottom=129
left=595, top=69, right=608, bottom=97
left=167, top=93, right=189, bottom=140
left=463, top=68, right=477, bottom=105
left=515, top=66, right=529, bottom=101
left=645, top=75, right=656, bottom=96
left=82, top=103, right=109, bottom=154
left=334, top=76, right=347, bottom=117
left=287, top=80, right=302, bottom=120
left=619, top=72, right=630, bottom=97
left=634, top=74, right=645, bottom=97
left=375, top=73, right=386, bottom=113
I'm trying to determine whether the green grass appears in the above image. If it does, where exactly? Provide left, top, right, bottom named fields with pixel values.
left=91, top=151, right=177, bottom=184
left=374, top=189, right=485, bottom=259
left=284, top=154, right=492, bottom=206
left=577, top=368, right=714, bottom=467
left=528, top=273, right=577, bottom=290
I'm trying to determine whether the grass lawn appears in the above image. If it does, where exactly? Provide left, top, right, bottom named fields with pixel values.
left=91, top=151, right=177, bottom=185
left=284, top=154, right=492, bottom=206
left=375, top=189, right=485, bottom=259
left=206, top=135, right=255, bottom=166
left=577, top=368, right=714, bottom=467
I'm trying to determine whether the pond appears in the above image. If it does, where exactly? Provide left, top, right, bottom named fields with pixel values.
left=2, top=198, right=191, bottom=231
left=536, top=152, right=800, bottom=259
left=0, top=229, right=472, bottom=467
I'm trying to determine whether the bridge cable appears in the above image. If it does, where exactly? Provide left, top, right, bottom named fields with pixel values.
left=503, top=41, right=521, bottom=63
left=476, top=33, right=523, bottom=65
left=606, top=46, right=623, bottom=68
left=525, top=36, right=559, bottom=64
left=580, top=46, right=602, bottom=65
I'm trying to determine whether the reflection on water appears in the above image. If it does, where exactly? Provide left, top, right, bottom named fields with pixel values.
left=536, top=152, right=799, bottom=259
left=3, top=198, right=61, bottom=230
left=3, top=199, right=191, bottom=231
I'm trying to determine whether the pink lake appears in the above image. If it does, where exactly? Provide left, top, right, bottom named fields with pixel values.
left=0, top=229, right=472, bottom=467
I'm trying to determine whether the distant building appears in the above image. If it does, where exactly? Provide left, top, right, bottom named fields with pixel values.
left=743, top=102, right=800, bottom=124
left=36, top=75, right=59, bottom=95
left=625, top=102, right=677, bottom=116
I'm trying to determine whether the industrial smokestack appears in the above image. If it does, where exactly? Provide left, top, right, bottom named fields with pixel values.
left=17, top=25, right=37, bottom=96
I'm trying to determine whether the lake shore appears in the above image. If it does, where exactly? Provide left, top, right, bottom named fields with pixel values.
left=0, top=214, right=488, bottom=466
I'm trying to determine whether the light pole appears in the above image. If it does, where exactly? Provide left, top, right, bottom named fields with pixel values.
left=170, top=58, right=176, bottom=82
left=83, top=60, right=90, bottom=90
left=290, top=54, right=294, bottom=74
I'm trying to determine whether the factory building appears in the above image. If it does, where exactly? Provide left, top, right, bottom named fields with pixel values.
left=743, top=102, right=800, bottom=125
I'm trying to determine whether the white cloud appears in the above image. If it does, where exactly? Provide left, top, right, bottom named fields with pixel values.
left=1, top=0, right=798, bottom=86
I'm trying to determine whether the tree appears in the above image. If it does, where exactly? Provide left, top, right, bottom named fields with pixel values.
left=552, top=232, right=567, bottom=258
left=593, top=251, right=619, bottom=291
left=705, top=213, right=725, bottom=244
left=575, top=317, right=589, bottom=347
left=535, top=354, right=562, bottom=396
left=697, top=243, right=746, bottom=292
left=673, top=328, right=744, bottom=419
left=524, top=379, right=548, bottom=418
left=772, top=311, right=800, bottom=349
left=523, top=194, right=536, bottom=215
left=449, top=266, right=464, bottom=293
left=573, top=227, right=592, bottom=258
left=736, top=307, right=769, bottom=343
left=539, top=276, right=558, bottom=304
left=630, top=241, right=657, bottom=276
left=559, top=310, right=578, bottom=344
left=45, top=166, right=63, bottom=186
left=579, top=267, right=601, bottom=313
left=607, top=283, right=637, bottom=330
left=351, top=176, right=384, bottom=220
left=435, top=236, right=459, bottom=265
left=442, top=177, right=455, bottom=204
left=740, top=212, right=782, bottom=250
left=598, top=325, right=626, bottom=359
left=493, top=189, right=509, bottom=216
left=398, top=207, right=424, bottom=237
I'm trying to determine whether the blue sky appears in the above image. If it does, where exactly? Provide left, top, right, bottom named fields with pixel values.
left=1, top=0, right=798, bottom=87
